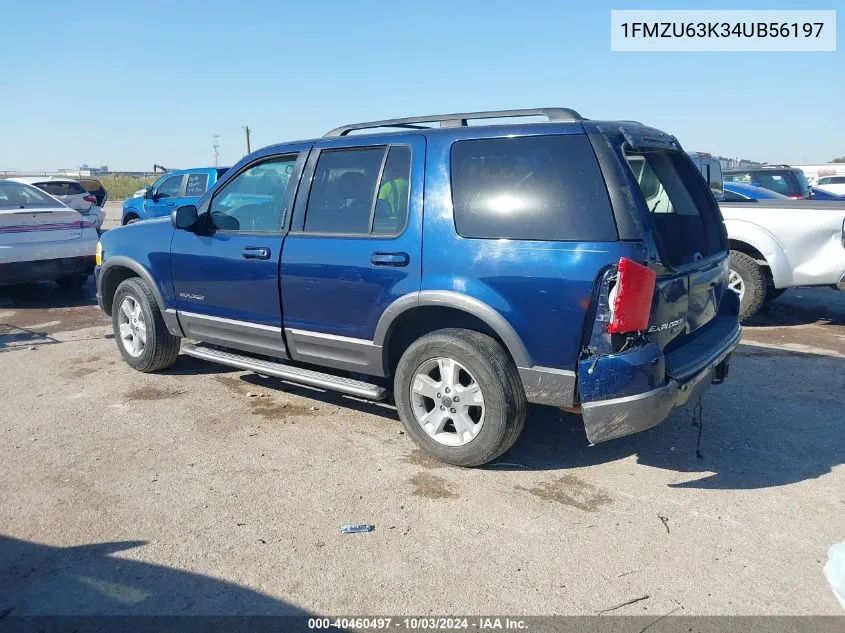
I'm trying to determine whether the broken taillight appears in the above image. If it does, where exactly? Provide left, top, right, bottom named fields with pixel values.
left=607, top=257, right=656, bottom=334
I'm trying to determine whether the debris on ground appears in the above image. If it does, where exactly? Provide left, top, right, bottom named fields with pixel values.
left=340, top=524, right=375, bottom=534
left=597, top=594, right=650, bottom=614
left=658, top=514, right=670, bottom=534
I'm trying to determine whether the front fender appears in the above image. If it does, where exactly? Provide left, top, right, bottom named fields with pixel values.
left=121, top=198, right=145, bottom=223
left=725, top=219, right=793, bottom=288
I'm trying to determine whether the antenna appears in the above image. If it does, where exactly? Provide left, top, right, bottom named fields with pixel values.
left=212, top=134, right=220, bottom=167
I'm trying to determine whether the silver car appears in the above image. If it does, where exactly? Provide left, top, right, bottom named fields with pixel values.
left=9, top=177, right=104, bottom=231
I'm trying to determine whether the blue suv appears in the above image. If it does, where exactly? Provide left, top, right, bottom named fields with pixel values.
left=95, top=108, right=740, bottom=466
left=121, top=167, right=230, bottom=225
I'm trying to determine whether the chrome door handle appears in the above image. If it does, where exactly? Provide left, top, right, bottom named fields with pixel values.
left=370, top=252, right=409, bottom=267
left=242, top=246, right=271, bottom=260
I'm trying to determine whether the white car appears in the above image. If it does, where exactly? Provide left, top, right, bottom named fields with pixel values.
left=8, top=176, right=105, bottom=231
left=816, top=176, right=845, bottom=197
left=0, top=180, right=97, bottom=289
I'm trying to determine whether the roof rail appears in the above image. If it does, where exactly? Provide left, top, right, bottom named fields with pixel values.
left=324, top=107, right=583, bottom=137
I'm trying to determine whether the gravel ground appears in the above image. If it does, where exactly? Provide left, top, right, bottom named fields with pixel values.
left=1, top=240, right=843, bottom=616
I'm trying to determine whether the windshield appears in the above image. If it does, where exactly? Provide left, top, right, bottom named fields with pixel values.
left=0, top=182, right=63, bottom=209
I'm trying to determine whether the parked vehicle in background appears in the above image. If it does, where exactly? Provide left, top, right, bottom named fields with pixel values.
left=8, top=177, right=104, bottom=231
left=719, top=197, right=845, bottom=317
left=79, top=179, right=108, bottom=207
left=121, top=167, right=229, bottom=225
left=724, top=166, right=811, bottom=199
left=816, top=176, right=845, bottom=197
left=0, top=180, right=97, bottom=289
left=810, top=187, right=845, bottom=201
left=723, top=182, right=790, bottom=201
left=688, top=152, right=724, bottom=199
left=96, top=108, right=740, bottom=466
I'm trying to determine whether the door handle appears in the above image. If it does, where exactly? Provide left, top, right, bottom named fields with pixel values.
left=165, top=201, right=176, bottom=207
left=242, top=246, right=271, bottom=260
left=370, top=251, right=409, bottom=267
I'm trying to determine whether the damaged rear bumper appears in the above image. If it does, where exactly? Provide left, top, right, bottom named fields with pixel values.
left=581, top=328, right=740, bottom=444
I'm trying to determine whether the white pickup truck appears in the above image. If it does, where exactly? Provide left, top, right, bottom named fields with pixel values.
left=720, top=199, right=845, bottom=318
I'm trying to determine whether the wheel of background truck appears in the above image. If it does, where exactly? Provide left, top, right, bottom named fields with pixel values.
left=729, top=250, right=766, bottom=319
left=112, top=277, right=180, bottom=372
left=55, top=274, right=88, bottom=290
left=764, top=286, right=787, bottom=304
left=124, top=215, right=140, bottom=225
left=393, top=328, right=527, bottom=467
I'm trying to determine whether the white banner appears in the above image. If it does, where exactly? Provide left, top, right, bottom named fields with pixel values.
left=610, top=10, right=836, bottom=51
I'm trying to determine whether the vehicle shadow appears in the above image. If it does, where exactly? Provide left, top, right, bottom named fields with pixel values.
left=491, top=345, right=845, bottom=490
left=0, top=279, right=98, bottom=310
left=0, top=324, right=60, bottom=352
left=745, top=287, right=845, bottom=328
left=0, top=536, right=309, bottom=616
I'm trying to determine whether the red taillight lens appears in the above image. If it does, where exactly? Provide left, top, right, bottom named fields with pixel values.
left=83, top=195, right=96, bottom=203
left=81, top=220, right=95, bottom=229
left=608, top=257, right=656, bottom=334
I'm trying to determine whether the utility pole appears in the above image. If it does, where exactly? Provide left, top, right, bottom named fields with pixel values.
left=243, top=125, right=251, bottom=154
left=212, top=134, right=220, bottom=167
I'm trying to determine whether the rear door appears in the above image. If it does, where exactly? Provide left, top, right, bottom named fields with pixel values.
left=619, top=140, right=729, bottom=349
left=280, top=134, right=424, bottom=373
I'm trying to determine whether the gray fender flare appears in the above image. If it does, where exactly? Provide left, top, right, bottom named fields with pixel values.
left=373, top=290, right=532, bottom=368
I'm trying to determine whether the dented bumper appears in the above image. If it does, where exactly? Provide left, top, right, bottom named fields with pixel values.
left=581, top=328, right=739, bottom=444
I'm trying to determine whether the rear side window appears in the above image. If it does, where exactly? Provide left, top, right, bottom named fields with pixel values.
left=450, top=135, right=617, bottom=242
left=185, top=173, right=209, bottom=197
left=36, top=181, right=86, bottom=196
left=304, top=148, right=384, bottom=234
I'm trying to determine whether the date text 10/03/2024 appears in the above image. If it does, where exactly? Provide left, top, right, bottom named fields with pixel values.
left=307, top=617, right=528, bottom=630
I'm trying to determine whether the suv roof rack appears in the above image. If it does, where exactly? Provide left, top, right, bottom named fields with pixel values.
left=324, top=107, right=583, bottom=137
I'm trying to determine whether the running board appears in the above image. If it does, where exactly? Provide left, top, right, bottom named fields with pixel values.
left=181, top=344, right=388, bottom=401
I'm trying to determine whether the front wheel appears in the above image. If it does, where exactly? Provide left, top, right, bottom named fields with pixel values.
left=112, top=278, right=181, bottom=372
left=729, top=250, right=767, bottom=319
left=393, top=328, right=527, bottom=467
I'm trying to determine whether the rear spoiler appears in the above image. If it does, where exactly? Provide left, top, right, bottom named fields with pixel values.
left=587, top=122, right=681, bottom=152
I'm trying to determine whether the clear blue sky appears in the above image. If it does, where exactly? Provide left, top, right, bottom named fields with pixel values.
left=2, top=0, right=842, bottom=171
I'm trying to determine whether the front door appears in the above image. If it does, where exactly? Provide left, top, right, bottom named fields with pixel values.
left=280, top=134, right=424, bottom=374
left=146, top=173, right=186, bottom=219
left=170, top=151, right=306, bottom=356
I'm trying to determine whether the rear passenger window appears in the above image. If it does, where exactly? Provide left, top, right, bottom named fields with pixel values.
left=373, top=146, right=411, bottom=235
left=450, top=135, right=617, bottom=242
left=304, top=148, right=384, bottom=234
left=185, top=173, right=209, bottom=196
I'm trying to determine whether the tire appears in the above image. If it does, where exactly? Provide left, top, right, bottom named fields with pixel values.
left=729, top=250, right=767, bottom=319
left=56, top=274, right=88, bottom=290
left=124, top=215, right=140, bottom=225
left=764, top=286, right=787, bottom=304
left=393, top=328, right=527, bottom=467
left=112, top=277, right=180, bottom=372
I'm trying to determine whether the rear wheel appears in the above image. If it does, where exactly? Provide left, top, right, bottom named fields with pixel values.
left=729, top=250, right=766, bottom=319
left=56, top=274, right=88, bottom=290
left=393, top=328, right=526, bottom=467
left=112, top=278, right=180, bottom=372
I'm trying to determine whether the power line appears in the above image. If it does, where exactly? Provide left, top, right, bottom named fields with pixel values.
left=243, top=126, right=251, bottom=155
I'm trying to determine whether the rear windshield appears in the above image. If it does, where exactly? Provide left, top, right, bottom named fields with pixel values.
left=626, top=151, right=723, bottom=267
left=450, top=135, right=617, bottom=242
left=35, top=181, right=86, bottom=196
left=0, top=182, right=61, bottom=209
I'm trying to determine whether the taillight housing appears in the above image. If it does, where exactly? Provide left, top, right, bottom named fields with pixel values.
left=83, top=195, right=97, bottom=204
left=607, top=258, right=656, bottom=334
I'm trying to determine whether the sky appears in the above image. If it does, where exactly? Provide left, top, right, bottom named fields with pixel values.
left=2, top=0, right=843, bottom=171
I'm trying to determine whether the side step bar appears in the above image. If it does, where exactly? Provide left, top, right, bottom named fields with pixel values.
left=181, top=344, right=388, bottom=401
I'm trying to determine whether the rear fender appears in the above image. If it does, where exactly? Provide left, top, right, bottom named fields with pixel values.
left=724, top=219, right=791, bottom=287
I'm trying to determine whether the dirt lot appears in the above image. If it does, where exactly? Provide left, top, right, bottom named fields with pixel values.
left=1, top=266, right=843, bottom=615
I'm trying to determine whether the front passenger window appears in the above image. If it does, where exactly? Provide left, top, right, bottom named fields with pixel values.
left=155, top=175, right=184, bottom=199
left=209, top=156, right=297, bottom=232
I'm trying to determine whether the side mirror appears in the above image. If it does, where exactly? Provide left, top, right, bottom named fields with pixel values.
left=171, top=204, right=199, bottom=230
